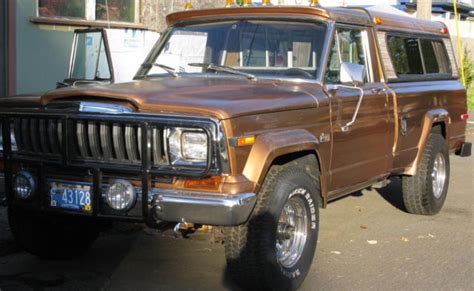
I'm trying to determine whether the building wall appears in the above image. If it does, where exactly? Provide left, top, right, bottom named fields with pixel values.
left=0, top=1, right=7, bottom=97
left=141, top=0, right=221, bottom=32
left=15, top=1, right=74, bottom=95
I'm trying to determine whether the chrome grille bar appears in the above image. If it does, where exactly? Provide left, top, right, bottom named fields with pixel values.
left=113, top=124, right=126, bottom=161
left=76, top=121, right=89, bottom=158
left=125, top=125, right=139, bottom=162
left=100, top=123, right=113, bottom=160
left=39, top=119, right=50, bottom=153
left=48, top=119, right=60, bottom=154
left=88, top=122, right=101, bottom=158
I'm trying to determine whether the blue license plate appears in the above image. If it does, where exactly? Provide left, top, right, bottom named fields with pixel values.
left=49, top=182, right=92, bottom=212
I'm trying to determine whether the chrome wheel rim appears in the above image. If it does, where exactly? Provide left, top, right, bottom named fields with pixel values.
left=276, top=190, right=309, bottom=269
left=432, top=153, right=447, bottom=199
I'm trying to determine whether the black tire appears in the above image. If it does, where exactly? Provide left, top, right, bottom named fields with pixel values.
left=402, top=133, right=450, bottom=215
left=225, top=155, right=320, bottom=290
left=8, top=206, right=100, bottom=259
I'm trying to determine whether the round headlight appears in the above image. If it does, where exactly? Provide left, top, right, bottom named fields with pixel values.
left=105, top=179, right=136, bottom=211
left=13, top=171, right=36, bottom=200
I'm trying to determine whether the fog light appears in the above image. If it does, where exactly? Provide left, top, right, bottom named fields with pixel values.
left=14, top=171, right=36, bottom=200
left=105, top=180, right=136, bottom=210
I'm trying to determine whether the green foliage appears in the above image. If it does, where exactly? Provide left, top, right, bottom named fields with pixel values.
left=462, top=47, right=474, bottom=89
left=468, top=87, right=474, bottom=110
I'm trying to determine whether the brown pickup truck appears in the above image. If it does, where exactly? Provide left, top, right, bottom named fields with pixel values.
left=0, top=5, right=471, bottom=290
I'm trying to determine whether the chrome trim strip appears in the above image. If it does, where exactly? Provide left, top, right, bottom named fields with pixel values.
left=151, top=189, right=256, bottom=226
left=79, top=102, right=133, bottom=114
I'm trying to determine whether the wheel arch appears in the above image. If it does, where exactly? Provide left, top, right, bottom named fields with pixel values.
left=242, top=129, right=328, bottom=208
left=405, top=109, right=450, bottom=176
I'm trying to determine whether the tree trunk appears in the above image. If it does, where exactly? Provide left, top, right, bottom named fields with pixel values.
left=417, top=0, right=433, bottom=20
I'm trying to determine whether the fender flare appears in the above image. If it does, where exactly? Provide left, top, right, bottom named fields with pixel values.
left=242, top=129, right=328, bottom=204
left=405, top=109, right=450, bottom=176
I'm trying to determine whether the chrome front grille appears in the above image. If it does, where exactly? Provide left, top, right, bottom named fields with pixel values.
left=5, top=114, right=219, bottom=177
left=74, top=121, right=151, bottom=164
left=13, top=118, right=63, bottom=156
left=10, top=117, right=169, bottom=166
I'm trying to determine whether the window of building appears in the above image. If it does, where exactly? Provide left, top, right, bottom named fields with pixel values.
left=38, top=0, right=138, bottom=23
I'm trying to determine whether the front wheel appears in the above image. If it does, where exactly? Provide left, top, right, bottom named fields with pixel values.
left=225, top=156, right=320, bottom=290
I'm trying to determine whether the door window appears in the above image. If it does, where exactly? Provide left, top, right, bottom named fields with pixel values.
left=325, top=27, right=371, bottom=84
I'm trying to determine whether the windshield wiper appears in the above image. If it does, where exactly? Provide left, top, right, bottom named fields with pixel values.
left=153, top=63, right=179, bottom=77
left=140, top=63, right=179, bottom=78
left=188, top=63, right=256, bottom=81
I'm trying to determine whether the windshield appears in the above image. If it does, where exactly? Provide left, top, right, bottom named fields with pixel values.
left=138, top=20, right=327, bottom=80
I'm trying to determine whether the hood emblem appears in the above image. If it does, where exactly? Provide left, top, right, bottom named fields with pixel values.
left=46, top=102, right=133, bottom=114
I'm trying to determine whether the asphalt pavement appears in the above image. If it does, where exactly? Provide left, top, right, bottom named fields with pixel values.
left=0, top=131, right=472, bottom=290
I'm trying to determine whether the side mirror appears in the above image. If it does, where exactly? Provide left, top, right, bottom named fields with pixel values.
left=340, top=62, right=365, bottom=86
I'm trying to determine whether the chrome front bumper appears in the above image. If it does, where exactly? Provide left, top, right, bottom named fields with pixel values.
left=151, top=189, right=257, bottom=226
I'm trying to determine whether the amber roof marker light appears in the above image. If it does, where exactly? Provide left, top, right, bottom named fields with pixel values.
left=309, top=0, right=320, bottom=7
left=226, top=0, right=237, bottom=7
left=262, top=0, right=272, bottom=6
left=184, top=2, right=193, bottom=10
left=373, top=16, right=383, bottom=25
left=243, top=0, right=253, bottom=7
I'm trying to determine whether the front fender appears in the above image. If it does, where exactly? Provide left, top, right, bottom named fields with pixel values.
left=242, top=129, right=323, bottom=193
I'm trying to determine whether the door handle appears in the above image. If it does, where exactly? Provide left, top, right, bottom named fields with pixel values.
left=371, top=88, right=386, bottom=94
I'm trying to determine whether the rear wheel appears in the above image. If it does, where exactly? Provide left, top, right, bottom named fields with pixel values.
left=225, top=156, right=320, bottom=290
left=8, top=206, right=100, bottom=259
left=402, top=133, right=450, bottom=215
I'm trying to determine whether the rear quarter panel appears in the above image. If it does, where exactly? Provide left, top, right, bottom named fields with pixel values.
left=388, top=80, right=466, bottom=172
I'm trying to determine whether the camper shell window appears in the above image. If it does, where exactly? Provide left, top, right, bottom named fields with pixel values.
left=386, top=33, right=452, bottom=80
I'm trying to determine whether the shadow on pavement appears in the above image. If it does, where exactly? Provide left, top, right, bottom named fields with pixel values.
left=374, top=178, right=407, bottom=213
left=0, top=223, right=142, bottom=290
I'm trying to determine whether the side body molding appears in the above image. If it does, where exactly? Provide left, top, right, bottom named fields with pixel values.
left=242, top=129, right=327, bottom=202
left=405, top=109, right=450, bottom=176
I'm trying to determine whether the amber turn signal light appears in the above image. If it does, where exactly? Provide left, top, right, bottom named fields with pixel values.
left=373, top=16, right=383, bottom=25
left=184, top=176, right=222, bottom=191
left=238, top=136, right=256, bottom=146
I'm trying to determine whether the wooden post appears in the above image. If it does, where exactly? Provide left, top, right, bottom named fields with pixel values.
left=417, top=0, right=433, bottom=20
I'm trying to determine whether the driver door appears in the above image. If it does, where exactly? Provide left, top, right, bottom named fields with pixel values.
left=325, top=25, right=392, bottom=196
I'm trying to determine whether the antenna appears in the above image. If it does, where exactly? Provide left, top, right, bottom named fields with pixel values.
left=105, top=0, right=111, bottom=29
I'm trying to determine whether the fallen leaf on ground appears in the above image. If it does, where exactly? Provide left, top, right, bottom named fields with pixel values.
left=331, top=251, right=341, bottom=255
left=400, top=236, right=409, bottom=242
left=367, top=240, right=378, bottom=245
left=360, top=225, right=368, bottom=229
left=417, top=234, right=435, bottom=239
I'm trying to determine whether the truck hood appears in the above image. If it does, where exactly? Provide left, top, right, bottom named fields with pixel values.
left=3, top=77, right=325, bottom=120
